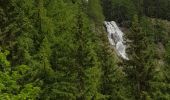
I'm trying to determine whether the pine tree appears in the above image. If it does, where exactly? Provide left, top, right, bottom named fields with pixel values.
left=102, top=0, right=137, bottom=22
left=0, top=50, right=41, bottom=99
left=88, top=0, right=104, bottom=24
left=125, top=15, right=170, bottom=100
left=36, top=37, right=54, bottom=83
left=40, top=1, right=78, bottom=99
left=0, top=0, right=22, bottom=64
left=125, top=15, right=154, bottom=99
left=2, top=0, right=37, bottom=66
left=74, top=5, right=102, bottom=99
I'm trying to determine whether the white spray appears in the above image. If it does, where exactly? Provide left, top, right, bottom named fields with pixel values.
left=104, top=21, right=129, bottom=60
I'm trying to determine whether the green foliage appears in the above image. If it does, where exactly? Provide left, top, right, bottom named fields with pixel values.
left=0, top=0, right=170, bottom=99
left=88, top=0, right=104, bottom=24
left=0, top=50, right=40, bottom=100
left=102, top=0, right=137, bottom=22
left=125, top=15, right=170, bottom=100
left=143, top=0, right=170, bottom=20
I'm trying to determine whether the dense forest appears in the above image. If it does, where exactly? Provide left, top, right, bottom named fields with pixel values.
left=0, top=0, right=170, bottom=100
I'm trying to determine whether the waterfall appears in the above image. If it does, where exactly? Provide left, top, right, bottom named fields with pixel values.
left=104, top=21, right=129, bottom=60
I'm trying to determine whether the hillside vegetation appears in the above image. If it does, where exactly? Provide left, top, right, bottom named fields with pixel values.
left=0, top=0, right=170, bottom=100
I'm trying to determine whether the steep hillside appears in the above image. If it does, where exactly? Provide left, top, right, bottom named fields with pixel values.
left=0, top=0, right=169, bottom=100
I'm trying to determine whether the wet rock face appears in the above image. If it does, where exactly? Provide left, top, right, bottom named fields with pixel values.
left=104, top=21, right=129, bottom=60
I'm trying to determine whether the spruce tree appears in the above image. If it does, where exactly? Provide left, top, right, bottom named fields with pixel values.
left=74, top=4, right=102, bottom=99
left=0, top=50, right=41, bottom=99
left=125, top=15, right=170, bottom=100
left=88, top=0, right=104, bottom=24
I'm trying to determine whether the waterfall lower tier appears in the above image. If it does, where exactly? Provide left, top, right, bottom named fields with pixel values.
left=104, top=21, right=129, bottom=60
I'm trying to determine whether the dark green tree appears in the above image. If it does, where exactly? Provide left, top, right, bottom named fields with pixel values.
left=125, top=15, right=170, bottom=100
left=88, top=0, right=104, bottom=24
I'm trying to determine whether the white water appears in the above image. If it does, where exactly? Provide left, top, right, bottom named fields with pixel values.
left=104, top=21, right=129, bottom=60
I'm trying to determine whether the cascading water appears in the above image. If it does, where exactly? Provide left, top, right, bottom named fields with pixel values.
left=104, top=21, right=129, bottom=60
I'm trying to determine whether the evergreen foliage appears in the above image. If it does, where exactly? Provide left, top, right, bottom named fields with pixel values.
left=0, top=0, right=170, bottom=100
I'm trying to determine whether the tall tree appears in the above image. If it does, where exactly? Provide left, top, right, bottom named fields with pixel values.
left=0, top=50, right=41, bottom=99
left=88, top=0, right=104, bottom=24
left=125, top=15, right=170, bottom=100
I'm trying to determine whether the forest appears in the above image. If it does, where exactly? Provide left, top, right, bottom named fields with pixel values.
left=0, top=0, right=170, bottom=100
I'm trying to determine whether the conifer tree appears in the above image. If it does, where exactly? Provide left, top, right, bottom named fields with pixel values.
left=102, top=0, right=137, bottom=22
left=125, top=15, right=170, bottom=100
left=1, top=0, right=170, bottom=99
left=74, top=5, right=102, bottom=99
left=0, top=50, right=41, bottom=99
left=88, top=0, right=104, bottom=24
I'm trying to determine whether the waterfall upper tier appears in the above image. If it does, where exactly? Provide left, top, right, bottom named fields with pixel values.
left=104, top=21, right=129, bottom=60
